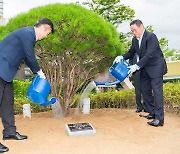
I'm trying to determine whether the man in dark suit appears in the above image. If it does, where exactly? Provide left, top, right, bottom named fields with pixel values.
left=0, top=18, right=54, bottom=153
left=114, top=19, right=167, bottom=127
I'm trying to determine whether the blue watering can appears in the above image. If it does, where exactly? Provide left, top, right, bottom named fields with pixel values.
left=94, top=59, right=130, bottom=86
left=27, top=75, right=56, bottom=106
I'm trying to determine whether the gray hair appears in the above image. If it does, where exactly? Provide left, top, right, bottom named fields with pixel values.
left=130, top=19, right=143, bottom=27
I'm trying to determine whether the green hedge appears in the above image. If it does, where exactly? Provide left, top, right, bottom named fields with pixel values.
left=13, top=79, right=180, bottom=114
left=72, top=82, right=180, bottom=114
left=89, top=89, right=135, bottom=109
left=163, top=82, right=180, bottom=114
left=72, top=89, right=136, bottom=109
left=13, top=79, right=31, bottom=97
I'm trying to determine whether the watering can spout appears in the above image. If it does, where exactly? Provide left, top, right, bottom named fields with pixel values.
left=41, top=97, right=57, bottom=106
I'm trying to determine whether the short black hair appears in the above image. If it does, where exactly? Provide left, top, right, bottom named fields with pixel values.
left=34, top=18, right=54, bottom=33
left=130, top=19, right=143, bottom=27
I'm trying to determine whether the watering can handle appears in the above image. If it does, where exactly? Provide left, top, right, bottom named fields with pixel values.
left=109, top=59, right=129, bottom=72
left=94, top=73, right=121, bottom=86
left=105, top=79, right=121, bottom=86
left=109, top=63, right=117, bottom=72
left=122, top=59, right=130, bottom=67
left=122, top=59, right=131, bottom=76
left=104, top=74, right=121, bottom=86
left=31, top=75, right=39, bottom=87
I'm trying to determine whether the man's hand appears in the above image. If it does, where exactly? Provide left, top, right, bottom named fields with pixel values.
left=113, top=56, right=124, bottom=64
left=127, top=64, right=140, bottom=74
left=37, top=69, right=46, bottom=79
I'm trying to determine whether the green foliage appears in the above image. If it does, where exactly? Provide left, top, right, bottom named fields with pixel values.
left=146, top=25, right=154, bottom=33
left=159, top=37, right=180, bottom=61
left=2, top=4, right=122, bottom=58
left=0, top=3, right=123, bottom=115
left=163, top=82, right=180, bottom=113
left=13, top=79, right=31, bottom=97
left=83, top=0, right=135, bottom=54
left=72, top=82, right=180, bottom=114
left=13, top=79, right=180, bottom=114
left=83, top=0, right=135, bottom=26
left=90, top=89, right=135, bottom=108
left=72, top=89, right=136, bottom=108
left=0, top=26, right=10, bottom=40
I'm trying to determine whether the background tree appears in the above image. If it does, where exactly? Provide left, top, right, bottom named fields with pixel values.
left=159, top=38, right=180, bottom=61
left=0, top=3, right=122, bottom=116
left=82, top=0, right=135, bottom=54
left=83, top=0, right=134, bottom=26
left=83, top=1, right=179, bottom=60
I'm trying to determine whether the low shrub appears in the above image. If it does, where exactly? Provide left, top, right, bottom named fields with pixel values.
left=72, top=82, right=180, bottom=114
left=89, top=89, right=135, bottom=109
left=13, top=79, right=180, bottom=114
left=163, top=82, right=180, bottom=114
left=72, top=89, right=136, bottom=109
left=13, top=79, right=31, bottom=97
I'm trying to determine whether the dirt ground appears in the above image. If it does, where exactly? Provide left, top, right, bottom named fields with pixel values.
left=1, top=108, right=180, bottom=154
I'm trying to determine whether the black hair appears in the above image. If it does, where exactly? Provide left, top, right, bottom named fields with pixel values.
left=34, top=18, right=54, bottom=33
left=130, top=19, right=143, bottom=27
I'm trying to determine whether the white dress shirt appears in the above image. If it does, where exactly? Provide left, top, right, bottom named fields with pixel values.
left=136, top=30, right=145, bottom=62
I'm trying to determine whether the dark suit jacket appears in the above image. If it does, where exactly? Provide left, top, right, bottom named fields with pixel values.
left=0, top=26, right=40, bottom=82
left=123, top=30, right=167, bottom=78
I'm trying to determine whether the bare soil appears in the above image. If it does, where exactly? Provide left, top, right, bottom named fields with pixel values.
left=1, top=108, right=180, bottom=154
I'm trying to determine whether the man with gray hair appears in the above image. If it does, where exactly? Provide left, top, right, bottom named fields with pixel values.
left=114, top=19, right=167, bottom=127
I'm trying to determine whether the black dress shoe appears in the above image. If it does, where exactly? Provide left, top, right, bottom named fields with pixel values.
left=145, top=114, right=155, bottom=119
left=147, top=119, right=164, bottom=127
left=144, top=109, right=148, bottom=113
left=3, top=132, right=28, bottom=140
left=0, top=143, right=9, bottom=153
left=135, top=108, right=142, bottom=113
left=139, top=113, right=155, bottom=119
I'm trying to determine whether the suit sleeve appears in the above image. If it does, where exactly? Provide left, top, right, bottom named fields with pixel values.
left=20, top=31, right=40, bottom=73
left=137, top=33, right=159, bottom=68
